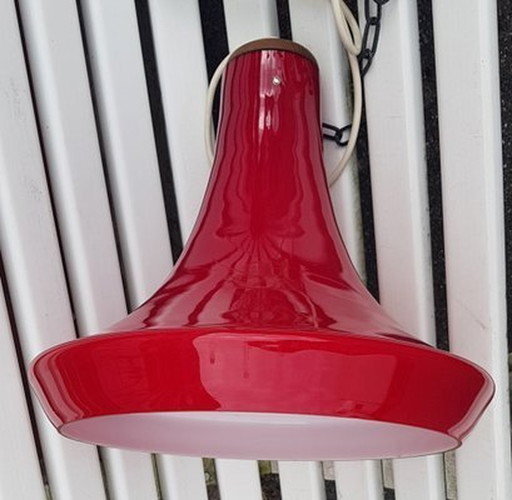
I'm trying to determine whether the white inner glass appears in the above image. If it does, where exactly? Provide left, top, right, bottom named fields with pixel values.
left=62, top=412, right=458, bottom=460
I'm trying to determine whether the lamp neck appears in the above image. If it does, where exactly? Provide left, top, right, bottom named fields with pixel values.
left=192, top=47, right=342, bottom=270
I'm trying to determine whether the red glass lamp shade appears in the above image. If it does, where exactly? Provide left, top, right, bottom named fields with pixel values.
left=30, top=39, right=493, bottom=460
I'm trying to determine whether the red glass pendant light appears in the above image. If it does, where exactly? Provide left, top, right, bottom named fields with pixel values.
left=30, top=39, right=493, bottom=460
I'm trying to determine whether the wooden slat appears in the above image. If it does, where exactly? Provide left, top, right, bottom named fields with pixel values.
left=334, top=461, right=383, bottom=500
left=15, top=3, right=122, bottom=333
left=0, top=2, right=107, bottom=498
left=431, top=0, right=512, bottom=498
left=147, top=0, right=210, bottom=241
left=287, top=1, right=378, bottom=498
left=0, top=282, right=47, bottom=500
left=356, top=0, right=446, bottom=498
left=146, top=1, right=211, bottom=497
left=216, top=460, right=263, bottom=500
left=279, top=462, right=326, bottom=500
left=78, top=0, right=172, bottom=308
left=157, top=456, right=208, bottom=500
left=223, top=0, right=279, bottom=47
left=15, top=0, right=160, bottom=498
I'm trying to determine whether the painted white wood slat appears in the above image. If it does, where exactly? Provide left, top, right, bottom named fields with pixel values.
left=0, top=282, right=47, bottom=500
left=146, top=1, right=211, bottom=497
left=15, top=0, right=160, bottom=498
left=356, top=0, right=446, bottom=498
left=223, top=0, right=279, bottom=47
left=78, top=0, right=172, bottom=309
left=15, top=2, right=122, bottom=335
left=279, top=461, right=326, bottom=500
left=288, top=1, right=377, bottom=498
left=219, top=2, right=279, bottom=497
left=431, top=0, right=512, bottom=498
left=157, top=456, right=208, bottom=500
left=0, top=2, right=107, bottom=499
left=148, top=0, right=210, bottom=241
left=215, top=460, right=263, bottom=500
left=334, top=461, right=384, bottom=500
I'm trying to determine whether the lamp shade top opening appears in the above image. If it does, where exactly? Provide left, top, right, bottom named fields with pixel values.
left=29, top=38, right=494, bottom=461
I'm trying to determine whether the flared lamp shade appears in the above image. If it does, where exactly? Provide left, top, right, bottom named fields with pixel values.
left=30, top=39, right=493, bottom=460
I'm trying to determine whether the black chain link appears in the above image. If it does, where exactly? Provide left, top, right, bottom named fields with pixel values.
left=322, top=123, right=352, bottom=147
left=323, top=0, right=390, bottom=145
left=359, top=0, right=390, bottom=77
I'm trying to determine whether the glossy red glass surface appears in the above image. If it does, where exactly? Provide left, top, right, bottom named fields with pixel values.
left=30, top=40, right=494, bottom=459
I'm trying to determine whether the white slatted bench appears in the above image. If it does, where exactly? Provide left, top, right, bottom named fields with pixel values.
left=0, top=0, right=510, bottom=499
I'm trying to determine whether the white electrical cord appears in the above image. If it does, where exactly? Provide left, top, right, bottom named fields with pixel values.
left=205, top=53, right=231, bottom=165
left=205, top=0, right=363, bottom=187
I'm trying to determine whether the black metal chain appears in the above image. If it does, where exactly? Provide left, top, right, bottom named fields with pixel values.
left=359, top=0, right=390, bottom=77
left=323, top=0, right=390, bottom=146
